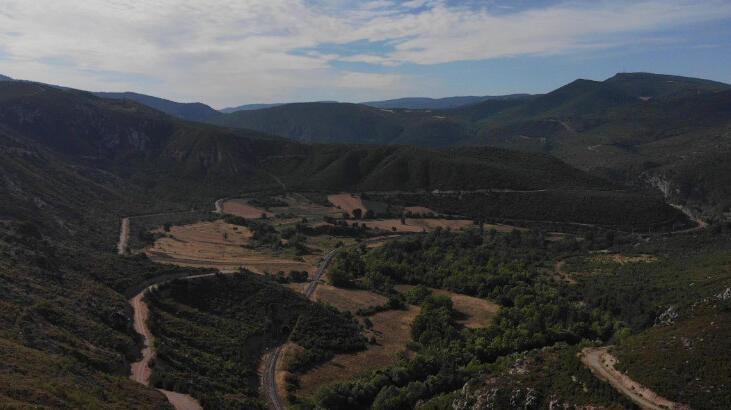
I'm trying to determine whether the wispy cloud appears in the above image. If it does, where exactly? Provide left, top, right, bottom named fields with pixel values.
left=0, top=0, right=728, bottom=106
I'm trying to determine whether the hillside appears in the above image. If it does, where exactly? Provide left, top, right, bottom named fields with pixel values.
left=220, top=102, right=284, bottom=113
left=362, top=94, right=531, bottom=110
left=94, top=91, right=221, bottom=122
left=208, top=72, right=731, bottom=211
left=211, top=101, right=477, bottom=146
left=0, top=74, right=11, bottom=81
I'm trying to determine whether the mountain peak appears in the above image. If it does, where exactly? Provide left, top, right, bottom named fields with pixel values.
left=0, top=74, right=13, bottom=81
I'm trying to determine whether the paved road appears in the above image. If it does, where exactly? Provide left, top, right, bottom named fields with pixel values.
left=262, top=236, right=400, bottom=410
left=580, top=347, right=688, bottom=410
left=262, top=247, right=338, bottom=410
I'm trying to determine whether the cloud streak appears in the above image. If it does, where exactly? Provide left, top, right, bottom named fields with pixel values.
left=0, top=0, right=728, bottom=106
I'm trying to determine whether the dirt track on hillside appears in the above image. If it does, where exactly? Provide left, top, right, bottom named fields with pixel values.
left=580, top=347, right=689, bottom=410
left=129, top=283, right=204, bottom=410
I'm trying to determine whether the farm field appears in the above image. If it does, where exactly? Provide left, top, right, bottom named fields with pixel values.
left=145, top=220, right=318, bottom=274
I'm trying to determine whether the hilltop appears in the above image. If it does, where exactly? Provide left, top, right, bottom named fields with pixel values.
left=94, top=91, right=221, bottom=122
left=362, top=94, right=531, bottom=110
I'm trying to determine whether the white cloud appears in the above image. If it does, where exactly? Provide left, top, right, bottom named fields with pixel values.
left=0, top=0, right=728, bottom=106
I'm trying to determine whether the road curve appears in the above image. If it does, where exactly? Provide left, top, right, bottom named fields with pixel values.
left=580, top=347, right=689, bottom=410
left=117, top=217, right=130, bottom=255
left=261, top=249, right=337, bottom=410
left=129, top=275, right=219, bottom=410
left=262, top=236, right=401, bottom=410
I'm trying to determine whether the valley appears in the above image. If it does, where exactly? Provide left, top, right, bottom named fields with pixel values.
left=1, top=71, right=730, bottom=410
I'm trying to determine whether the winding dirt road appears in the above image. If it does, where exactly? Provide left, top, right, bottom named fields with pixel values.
left=580, top=347, right=689, bottom=410
left=129, top=276, right=219, bottom=410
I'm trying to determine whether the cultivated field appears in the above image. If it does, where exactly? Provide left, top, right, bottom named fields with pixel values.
left=145, top=220, right=317, bottom=274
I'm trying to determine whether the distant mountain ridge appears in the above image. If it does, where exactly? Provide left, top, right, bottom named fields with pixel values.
left=0, top=74, right=12, bottom=81
left=94, top=91, right=220, bottom=122
left=362, top=94, right=531, bottom=110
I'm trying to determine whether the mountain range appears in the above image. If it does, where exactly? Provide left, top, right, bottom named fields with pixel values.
left=8, top=71, right=731, bottom=213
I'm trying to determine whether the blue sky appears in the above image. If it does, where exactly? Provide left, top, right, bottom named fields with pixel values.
left=0, top=0, right=730, bottom=107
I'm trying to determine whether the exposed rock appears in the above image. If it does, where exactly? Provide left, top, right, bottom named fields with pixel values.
left=656, top=305, right=679, bottom=326
left=716, top=287, right=731, bottom=301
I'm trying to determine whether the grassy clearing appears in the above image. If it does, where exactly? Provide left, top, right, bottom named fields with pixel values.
left=221, top=199, right=273, bottom=218
left=394, top=285, right=499, bottom=329
left=296, top=306, right=419, bottom=398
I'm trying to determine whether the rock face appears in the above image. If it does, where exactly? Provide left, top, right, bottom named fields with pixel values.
left=656, top=305, right=679, bottom=326
left=451, top=378, right=540, bottom=410
left=716, top=287, right=731, bottom=301
left=450, top=378, right=608, bottom=410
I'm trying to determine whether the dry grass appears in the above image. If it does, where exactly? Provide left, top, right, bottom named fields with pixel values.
left=592, top=254, right=658, bottom=264
left=404, top=206, right=435, bottom=216
left=145, top=221, right=316, bottom=274
left=328, top=193, right=367, bottom=215
left=313, top=284, right=388, bottom=313
left=395, top=285, right=499, bottom=329
left=221, top=199, right=273, bottom=219
left=273, top=195, right=342, bottom=220
left=297, top=306, right=419, bottom=398
left=360, top=218, right=475, bottom=233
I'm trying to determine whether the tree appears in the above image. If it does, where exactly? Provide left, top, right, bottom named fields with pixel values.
left=353, top=208, right=363, bottom=219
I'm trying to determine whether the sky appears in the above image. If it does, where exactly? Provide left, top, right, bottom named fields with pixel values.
left=1, top=0, right=730, bottom=108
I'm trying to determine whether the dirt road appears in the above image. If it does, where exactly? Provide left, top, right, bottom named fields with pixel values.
left=670, top=204, right=707, bottom=234
left=129, top=277, right=214, bottom=410
left=580, top=347, right=689, bottom=410
left=117, top=217, right=130, bottom=255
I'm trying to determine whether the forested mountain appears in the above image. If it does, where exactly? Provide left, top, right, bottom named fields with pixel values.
left=0, top=74, right=12, bottom=81
left=208, top=72, right=731, bottom=212
left=94, top=91, right=221, bottom=122
left=362, top=94, right=531, bottom=110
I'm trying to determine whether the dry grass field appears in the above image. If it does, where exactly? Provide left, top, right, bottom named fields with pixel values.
left=328, top=193, right=368, bottom=215
left=395, top=285, right=499, bottom=329
left=271, top=195, right=342, bottom=219
left=296, top=306, right=419, bottom=398
left=403, top=206, right=435, bottom=215
left=145, top=220, right=317, bottom=274
left=312, top=284, right=388, bottom=313
left=221, top=199, right=273, bottom=218
left=360, top=218, right=475, bottom=233
left=592, top=253, right=658, bottom=264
